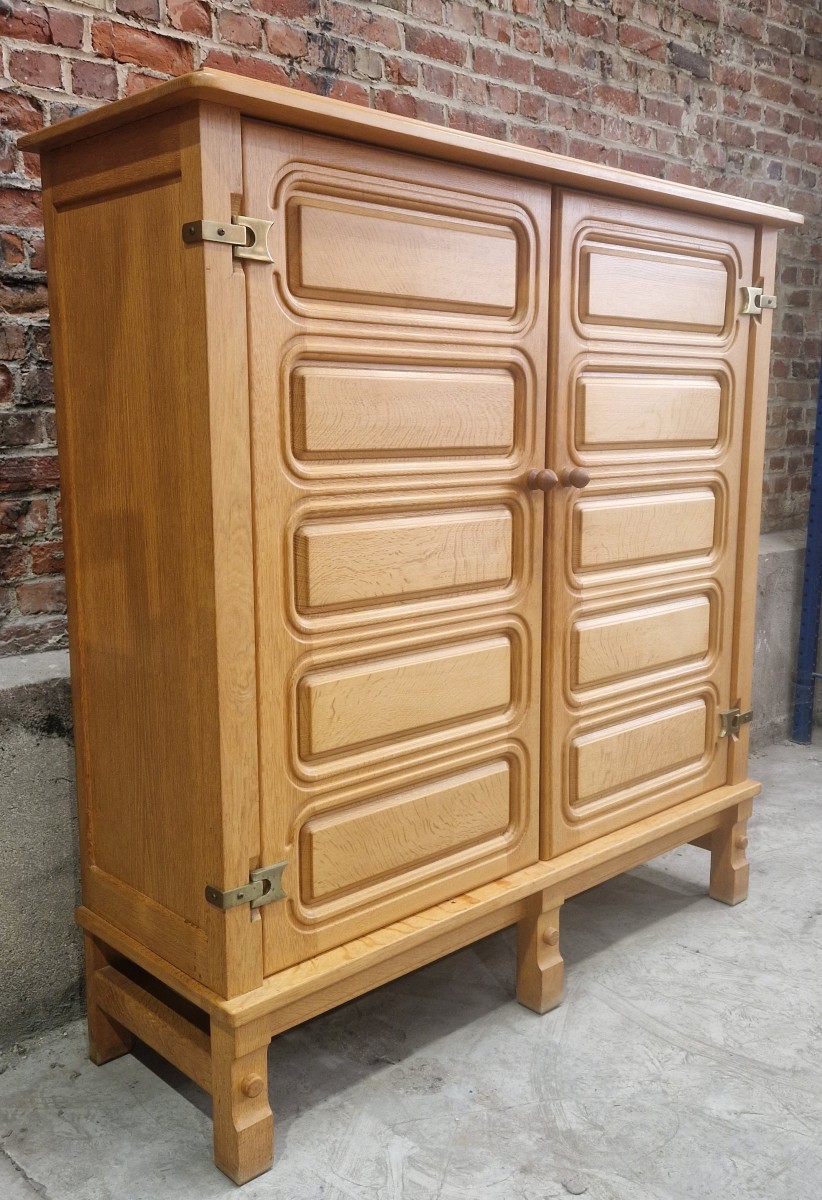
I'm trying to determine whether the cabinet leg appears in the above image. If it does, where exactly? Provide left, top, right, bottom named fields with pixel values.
left=708, top=801, right=751, bottom=906
left=84, top=933, right=133, bottom=1066
left=516, top=892, right=564, bottom=1014
left=211, top=1021, right=274, bottom=1185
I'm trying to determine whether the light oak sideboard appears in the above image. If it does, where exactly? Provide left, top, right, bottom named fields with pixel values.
left=21, top=69, right=801, bottom=1184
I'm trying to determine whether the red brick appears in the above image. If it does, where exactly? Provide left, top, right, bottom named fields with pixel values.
left=518, top=91, right=545, bottom=122
left=421, top=63, right=455, bottom=97
left=374, top=90, right=417, bottom=118
left=218, top=11, right=263, bottom=49
left=384, top=56, right=419, bottom=87
left=0, top=497, right=47, bottom=538
left=0, top=188, right=42, bottom=227
left=448, top=107, right=506, bottom=139
left=680, top=0, right=719, bottom=21
left=49, top=10, right=84, bottom=49
left=405, top=26, right=467, bottom=66
left=8, top=50, right=63, bottom=89
left=645, top=98, right=686, bottom=127
left=0, top=545, right=27, bottom=581
left=0, top=232, right=25, bottom=266
left=251, top=0, right=315, bottom=14
left=533, top=65, right=586, bottom=99
left=326, top=78, right=370, bottom=106
left=712, top=63, right=752, bottom=89
left=448, top=3, right=476, bottom=36
left=567, top=8, right=611, bottom=39
left=510, top=123, right=567, bottom=153
left=481, top=12, right=511, bottom=44
left=166, top=0, right=211, bottom=35
left=116, top=0, right=160, bottom=20
left=124, top=71, right=164, bottom=96
left=725, top=6, right=763, bottom=38
left=201, top=49, right=290, bottom=85
left=17, top=577, right=66, bottom=614
left=97, top=23, right=195, bottom=75
left=513, top=23, right=540, bottom=54
left=0, top=452, right=60, bottom=494
left=72, top=61, right=118, bottom=101
left=486, top=83, right=518, bottom=117
left=327, top=0, right=402, bottom=46
left=452, top=72, right=484, bottom=106
left=265, top=19, right=308, bottom=57
left=0, top=93, right=44, bottom=135
left=754, top=74, right=792, bottom=104
left=411, top=0, right=442, bottom=21
left=0, top=411, right=41, bottom=450
left=618, top=23, right=667, bottom=60
left=0, top=2, right=50, bottom=44
left=512, top=0, right=536, bottom=15
left=30, top=540, right=63, bottom=575
left=592, top=83, right=640, bottom=114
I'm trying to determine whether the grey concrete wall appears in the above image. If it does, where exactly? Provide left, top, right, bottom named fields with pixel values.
left=751, top=529, right=808, bottom=747
left=0, top=533, right=817, bottom=1047
left=0, top=650, right=82, bottom=1046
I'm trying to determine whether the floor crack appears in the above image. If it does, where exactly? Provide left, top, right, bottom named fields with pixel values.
left=1, top=1141, right=51, bottom=1199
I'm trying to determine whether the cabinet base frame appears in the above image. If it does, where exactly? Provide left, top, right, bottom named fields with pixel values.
left=79, top=781, right=757, bottom=1185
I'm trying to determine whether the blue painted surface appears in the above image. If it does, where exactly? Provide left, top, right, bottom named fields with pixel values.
left=792, top=356, right=822, bottom=743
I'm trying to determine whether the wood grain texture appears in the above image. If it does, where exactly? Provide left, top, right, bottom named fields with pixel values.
left=580, top=242, right=729, bottom=332
left=291, top=196, right=518, bottom=315
left=41, top=106, right=260, bottom=997
left=242, top=121, right=549, bottom=974
left=545, top=191, right=755, bottom=855
left=298, top=635, right=512, bottom=758
left=293, top=365, right=516, bottom=459
left=516, top=893, right=564, bottom=1014
left=573, top=488, right=717, bottom=572
left=20, top=70, right=802, bottom=230
left=301, top=761, right=511, bottom=902
left=577, top=374, right=721, bottom=449
left=294, top=507, right=513, bottom=612
left=572, top=595, right=711, bottom=689
left=570, top=698, right=709, bottom=812
left=94, top=966, right=212, bottom=1093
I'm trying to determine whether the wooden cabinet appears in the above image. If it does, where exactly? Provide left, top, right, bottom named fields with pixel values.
left=21, top=70, right=801, bottom=1184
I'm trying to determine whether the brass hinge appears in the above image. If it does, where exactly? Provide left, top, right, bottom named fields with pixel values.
left=741, top=286, right=777, bottom=315
left=182, top=215, right=275, bottom=263
left=205, top=862, right=286, bottom=912
left=718, top=707, right=753, bottom=740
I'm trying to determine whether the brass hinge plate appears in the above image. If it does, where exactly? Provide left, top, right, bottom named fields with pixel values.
left=718, top=707, right=753, bottom=739
left=182, top=215, right=275, bottom=263
left=741, top=286, right=777, bottom=315
left=205, top=862, right=286, bottom=912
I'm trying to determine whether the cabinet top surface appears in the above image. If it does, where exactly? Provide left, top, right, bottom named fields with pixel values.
left=21, top=68, right=801, bottom=228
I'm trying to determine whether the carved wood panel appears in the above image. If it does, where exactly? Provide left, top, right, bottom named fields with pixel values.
left=545, top=192, right=755, bottom=855
left=241, top=121, right=551, bottom=974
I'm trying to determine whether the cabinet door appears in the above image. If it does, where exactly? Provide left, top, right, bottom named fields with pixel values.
left=545, top=192, right=756, bottom=855
left=241, top=122, right=551, bottom=973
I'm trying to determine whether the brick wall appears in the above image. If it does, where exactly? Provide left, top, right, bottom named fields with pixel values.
left=1, top=0, right=821, bottom=655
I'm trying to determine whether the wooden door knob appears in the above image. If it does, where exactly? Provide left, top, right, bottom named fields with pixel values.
left=527, top=468, right=559, bottom=492
left=559, top=466, right=591, bottom=489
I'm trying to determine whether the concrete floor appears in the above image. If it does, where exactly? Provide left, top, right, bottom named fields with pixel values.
left=1, top=739, right=820, bottom=1200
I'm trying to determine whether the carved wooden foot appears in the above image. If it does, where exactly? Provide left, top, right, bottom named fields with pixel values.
left=708, top=799, right=752, bottom=906
left=211, top=1020, right=274, bottom=1185
left=516, top=892, right=564, bottom=1014
left=84, top=933, right=133, bottom=1066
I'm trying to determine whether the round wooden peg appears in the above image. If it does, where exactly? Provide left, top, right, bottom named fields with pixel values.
left=543, top=927, right=560, bottom=947
left=241, top=1074, right=265, bottom=1098
left=559, top=466, right=591, bottom=489
left=527, top=468, right=559, bottom=492
left=735, top=834, right=748, bottom=850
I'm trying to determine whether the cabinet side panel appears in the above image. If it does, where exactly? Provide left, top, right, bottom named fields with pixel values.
left=43, top=114, right=225, bottom=989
